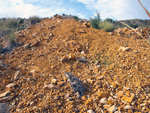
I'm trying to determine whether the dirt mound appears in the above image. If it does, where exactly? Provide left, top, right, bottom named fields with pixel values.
left=0, top=16, right=150, bottom=112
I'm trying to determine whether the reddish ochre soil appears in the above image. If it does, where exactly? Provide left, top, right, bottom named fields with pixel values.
left=0, top=17, right=150, bottom=113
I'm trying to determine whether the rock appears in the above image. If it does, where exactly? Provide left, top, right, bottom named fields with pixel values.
left=68, top=53, right=76, bottom=60
left=23, top=43, right=30, bottom=49
left=103, top=105, right=111, bottom=109
left=60, top=55, right=67, bottom=62
left=119, top=46, right=130, bottom=51
left=30, top=101, right=35, bottom=106
left=6, top=83, right=16, bottom=88
left=65, top=72, right=85, bottom=97
left=117, top=91, right=124, bottom=97
left=48, top=26, right=55, bottom=30
left=43, top=84, right=57, bottom=90
left=80, top=51, right=85, bottom=54
left=0, top=91, right=11, bottom=98
left=83, top=22, right=91, bottom=28
left=124, top=105, right=135, bottom=110
left=97, top=75, right=104, bottom=80
left=0, top=103, right=10, bottom=113
left=78, top=56, right=87, bottom=63
left=97, top=91, right=109, bottom=98
left=114, top=111, right=121, bottom=113
left=121, top=95, right=134, bottom=103
left=0, top=60, right=6, bottom=68
left=17, top=102, right=24, bottom=109
left=78, top=29, right=86, bottom=33
left=0, top=95, right=15, bottom=102
left=3, top=79, right=10, bottom=85
left=85, top=98, right=93, bottom=105
left=57, top=20, right=61, bottom=23
left=14, top=71, right=21, bottom=80
left=32, top=33, right=38, bottom=37
left=87, top=109, right=95, bottom=113
left=49, top=33, right=53, bottom=37
left=100, top=98, right=107, bottom=104
left=51, top=78, right=57, bottom=84
left=87, top=79, right=94, bottom=84
left=54, top=96, right=59, bottom=100
left=30, top=41, right=39, bottom=47
left=109, top=32, right=113, bottom=36
left=93, top=66, right=100, bottom=75
left=107, top=105, right=117, bottom=112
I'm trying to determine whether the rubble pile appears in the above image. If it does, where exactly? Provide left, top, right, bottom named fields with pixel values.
left=113, top=27, right=150, bottom=39
left=0, top=16, right=150, bottom=112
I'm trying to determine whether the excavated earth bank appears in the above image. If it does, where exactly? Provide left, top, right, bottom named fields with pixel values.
left=0, top=17, right=150, bottom=113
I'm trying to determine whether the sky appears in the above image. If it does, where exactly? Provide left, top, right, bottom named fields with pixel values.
left=0, top=0, right=149, bottom=20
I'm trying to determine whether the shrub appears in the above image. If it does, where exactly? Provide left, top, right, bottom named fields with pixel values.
left=29, top=16, right=40, bottom=25
left=6, top=19, right=18, bottom=28
left=19, top=18, right=24, bottom=24
left=99, top=21, right=115, bottom=32
left=6, top=32, right=16, bottom=46
left=74, top=16, right=80, bottom=21
left=89, top=12, right=101, bottom=29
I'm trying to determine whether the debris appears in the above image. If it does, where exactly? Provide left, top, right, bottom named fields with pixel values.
left=65, top=72, right=85, bottom=97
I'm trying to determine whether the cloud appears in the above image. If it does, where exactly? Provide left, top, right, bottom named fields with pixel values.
left=0, top=0, right=149, bottom=20
left=0, top=0, right=85, bottom=18
left=75, top=0, right=150, bottom=20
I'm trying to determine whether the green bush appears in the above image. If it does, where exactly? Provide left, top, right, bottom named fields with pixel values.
left=89, top=12, right=101, bottom=29
left=99, top=21, right=115, bottom=32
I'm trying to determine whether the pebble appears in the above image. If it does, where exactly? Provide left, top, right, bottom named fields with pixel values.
left=23, top=43, right=30, bottom=49
left=30, top=41, right=39, bottom=47
left=114, top=111, right=121, bottom=113
left=119, top=46, right=130, bottom=51
left=30, top=101, right=35, bottom=106
left=43, top=84, right=57, bottom=90
left=6, top=83, right=16, bottom=88
left=87, top=109, right=95, bottom=113
left=78, top=56, right=87, bottom=63
left=124, top=105, right=135, bottom=110
left=51, top=78, right=57, bottom=84
left=14, top=71, right=21, bottom=80
left=60, top=55, right=67, bottom=62
left=107, top=105, right=117, bottom=112
left=100, top=98, right=107, bottom=104
left=17, top=102, right=24, bottom=109
left=80, top=51, right=85, bottom=54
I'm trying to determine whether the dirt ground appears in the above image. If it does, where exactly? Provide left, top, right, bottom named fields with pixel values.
left=0, top=16, right=150, bottom=113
